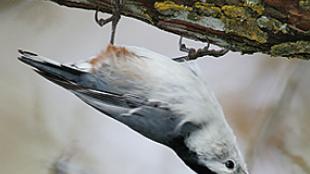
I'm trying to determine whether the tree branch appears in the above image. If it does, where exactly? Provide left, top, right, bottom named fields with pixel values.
left=49, top=0, right=310, bottom=60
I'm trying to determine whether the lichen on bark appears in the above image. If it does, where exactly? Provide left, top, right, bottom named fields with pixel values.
left=49, top=0, right=310, bottom=60
left=271, top=41, right=310, bottom=59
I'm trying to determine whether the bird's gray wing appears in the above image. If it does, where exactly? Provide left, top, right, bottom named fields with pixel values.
left=72, top=88, right=187, bottom=145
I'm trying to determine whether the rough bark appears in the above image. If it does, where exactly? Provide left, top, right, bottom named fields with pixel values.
left=49, top=0, right=310, bottom=60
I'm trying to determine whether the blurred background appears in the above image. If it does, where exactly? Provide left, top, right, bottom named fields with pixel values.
left=1, top=1, right=309, bottom=174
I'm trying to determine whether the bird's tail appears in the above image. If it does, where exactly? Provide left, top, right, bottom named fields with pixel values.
left=17, top=50, right=107, bottom=92
left=18, top=50, right=86, bottom=90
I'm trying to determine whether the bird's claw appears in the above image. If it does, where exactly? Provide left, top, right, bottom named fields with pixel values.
left=95, top=9, right=114, bottom=27
left=94, top=0, right=123, bottom=44
left=174, top=36, right=229, bottom=62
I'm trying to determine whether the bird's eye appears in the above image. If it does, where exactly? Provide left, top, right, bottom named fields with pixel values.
left=224, top=160, right=235, bottom=170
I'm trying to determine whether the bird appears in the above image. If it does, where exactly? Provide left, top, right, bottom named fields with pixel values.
left=18, top=44, right=249, bottom=174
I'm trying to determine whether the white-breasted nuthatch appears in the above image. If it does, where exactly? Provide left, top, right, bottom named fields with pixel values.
left=18, top=44, right=249, bottom=174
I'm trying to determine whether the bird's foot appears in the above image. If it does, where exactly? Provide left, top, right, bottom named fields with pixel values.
left=173, top=37, right=229, bottom=62
left=95, top=0, right=123, bottom=44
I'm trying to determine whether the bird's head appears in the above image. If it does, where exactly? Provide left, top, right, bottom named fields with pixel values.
left=188, top=142, right=249, bottom=174
left=172, top=121, right=249, bottom=174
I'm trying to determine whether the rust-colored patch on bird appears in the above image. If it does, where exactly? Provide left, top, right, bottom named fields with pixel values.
left=105, top=44, right=136, bottom=58
left=89, top=44, right=137, bottom=69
